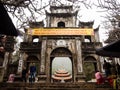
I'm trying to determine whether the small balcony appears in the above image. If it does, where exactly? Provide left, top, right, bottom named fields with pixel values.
left=20, top=42, right=41, bottom=52
left=82, top=42, right=102, bottom=54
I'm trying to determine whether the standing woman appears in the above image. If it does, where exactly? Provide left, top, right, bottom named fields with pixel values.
left=21, top=66, right=27, bottom=82
left=95, top=71, right=104, bottom=84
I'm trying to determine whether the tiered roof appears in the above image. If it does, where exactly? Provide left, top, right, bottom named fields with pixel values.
left=52, top=69, right=72, bottom=81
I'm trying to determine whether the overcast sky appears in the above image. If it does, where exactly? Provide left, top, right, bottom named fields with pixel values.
left=9, top=0, right=108, bottom=43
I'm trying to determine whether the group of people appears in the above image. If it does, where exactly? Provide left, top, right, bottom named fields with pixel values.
left=21, top=63, right=37, bottom=83
left=103, top=60, right=120, bottom=89
left=95, top=60, right=120, bottom=87
left=103, top=60, right=120, bottom=77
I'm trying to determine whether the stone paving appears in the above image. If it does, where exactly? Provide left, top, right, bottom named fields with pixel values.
left=0, top=82, right=118, bottom=90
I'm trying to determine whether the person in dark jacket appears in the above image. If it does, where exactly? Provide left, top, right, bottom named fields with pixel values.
left=103, top=60, right=111, bottom=77
left=29, top=63, right=36, bottom=83
left=116, top=63, right=120, bottom=76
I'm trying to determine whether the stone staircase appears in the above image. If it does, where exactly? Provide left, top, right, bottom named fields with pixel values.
left=0, top=82, right=118, bottom=90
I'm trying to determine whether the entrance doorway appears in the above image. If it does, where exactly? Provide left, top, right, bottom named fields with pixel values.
left=51, top=57, right=72, bottom=82
left=50, top=47, right=73, bottom=83
left=26, top=56, right=40, bottom=75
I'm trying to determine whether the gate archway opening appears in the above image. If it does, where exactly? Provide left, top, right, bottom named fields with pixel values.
left=50, top=47, right=73, bottom=83
left=83, top=56, right=97, bottom=82
left=57, top=21, right=65, bottom=27
left=26, top=55, right=40, bottom=75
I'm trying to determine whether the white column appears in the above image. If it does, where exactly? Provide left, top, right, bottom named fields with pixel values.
left=115, top=58, right=120, bottom=65
left=40, top=39, right=46, bottom=73
left=17, top=53, right=24, bottom=74
left=2, top=52, right=9, bottom=70
left=76, top=39, right=83, bottom=73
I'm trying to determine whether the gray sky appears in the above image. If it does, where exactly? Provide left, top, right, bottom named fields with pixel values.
left=9, top=0, right=108, bottom=43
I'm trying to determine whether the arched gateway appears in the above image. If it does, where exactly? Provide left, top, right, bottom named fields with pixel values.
left=18, top=5, right=102, bottom=83
left=50, top=47, right=73, bottom=82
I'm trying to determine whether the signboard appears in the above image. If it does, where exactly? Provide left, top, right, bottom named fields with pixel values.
left=27, top=28, right=94, bottom=36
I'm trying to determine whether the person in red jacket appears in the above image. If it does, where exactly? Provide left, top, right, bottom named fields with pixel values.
left=95, top=71, right=104, bottom=84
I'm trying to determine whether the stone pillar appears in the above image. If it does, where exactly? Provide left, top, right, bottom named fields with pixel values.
left=0, top=67, right=4, bottom=82
left=17, top=53, right=24, bottom=74
left=3, top=52, right=9, bottom=70
left=99, top=57, right=104, bottom=72
left=0, top=52, right=9, bottom=82
left=46, top=47, right=51, bottom=83
left=75, top=38, right=86, bottom=82
left=40, top=38, right=47, bottom=74
left=94, top=28, right=100, bottom=42
left=75, top=39, right=83, bottom=73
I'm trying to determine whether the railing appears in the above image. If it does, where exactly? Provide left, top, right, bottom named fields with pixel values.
left=20, top=42, right=41, bottom=51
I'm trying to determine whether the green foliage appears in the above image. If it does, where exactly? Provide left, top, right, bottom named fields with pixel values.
left=83, top=62, right=95, bottom=81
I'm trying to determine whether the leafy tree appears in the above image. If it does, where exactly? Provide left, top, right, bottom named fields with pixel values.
left=96, top=0, right=120, bottom=43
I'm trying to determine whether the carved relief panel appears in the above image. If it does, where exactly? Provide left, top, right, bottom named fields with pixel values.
left=46, top=39, right=75, bottom=53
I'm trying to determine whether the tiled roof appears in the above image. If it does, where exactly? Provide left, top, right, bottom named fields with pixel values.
left=0, top=2, right=18, bottom=36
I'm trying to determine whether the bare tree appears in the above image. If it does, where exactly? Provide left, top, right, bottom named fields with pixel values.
left=96, top=0, right=120, bottom=43
left=96, top=0, right=120, bottom=18
left=0, top=0, right=92, bottom=29
left=1, top=0, right=51, bottom=29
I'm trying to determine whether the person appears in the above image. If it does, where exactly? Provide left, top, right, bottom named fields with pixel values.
left=103, top=60, right=111, bottom=77
left=21, top=66, right=27, bottom=82
left=95, top=71, right=104, bottom=84
left=116, top=63, right=120, bottom=76
left=29, top=63, right=36, bottom=83
left=7, top=74, right=15, bottom=83
left=111, top=64, right=117, bottom=76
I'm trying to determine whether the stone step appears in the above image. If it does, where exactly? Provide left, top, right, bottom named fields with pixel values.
left=0, top=82, right=116, bottom=90
left=2, top=87, right=113, bottom=90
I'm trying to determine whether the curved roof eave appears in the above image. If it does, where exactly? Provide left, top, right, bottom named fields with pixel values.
left=0, top=2, right=18, bottom=36
left=96, top=39, right=120, bottom=57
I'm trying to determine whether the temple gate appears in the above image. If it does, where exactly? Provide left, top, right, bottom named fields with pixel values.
left=19, top=5, right=102, bottom=83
